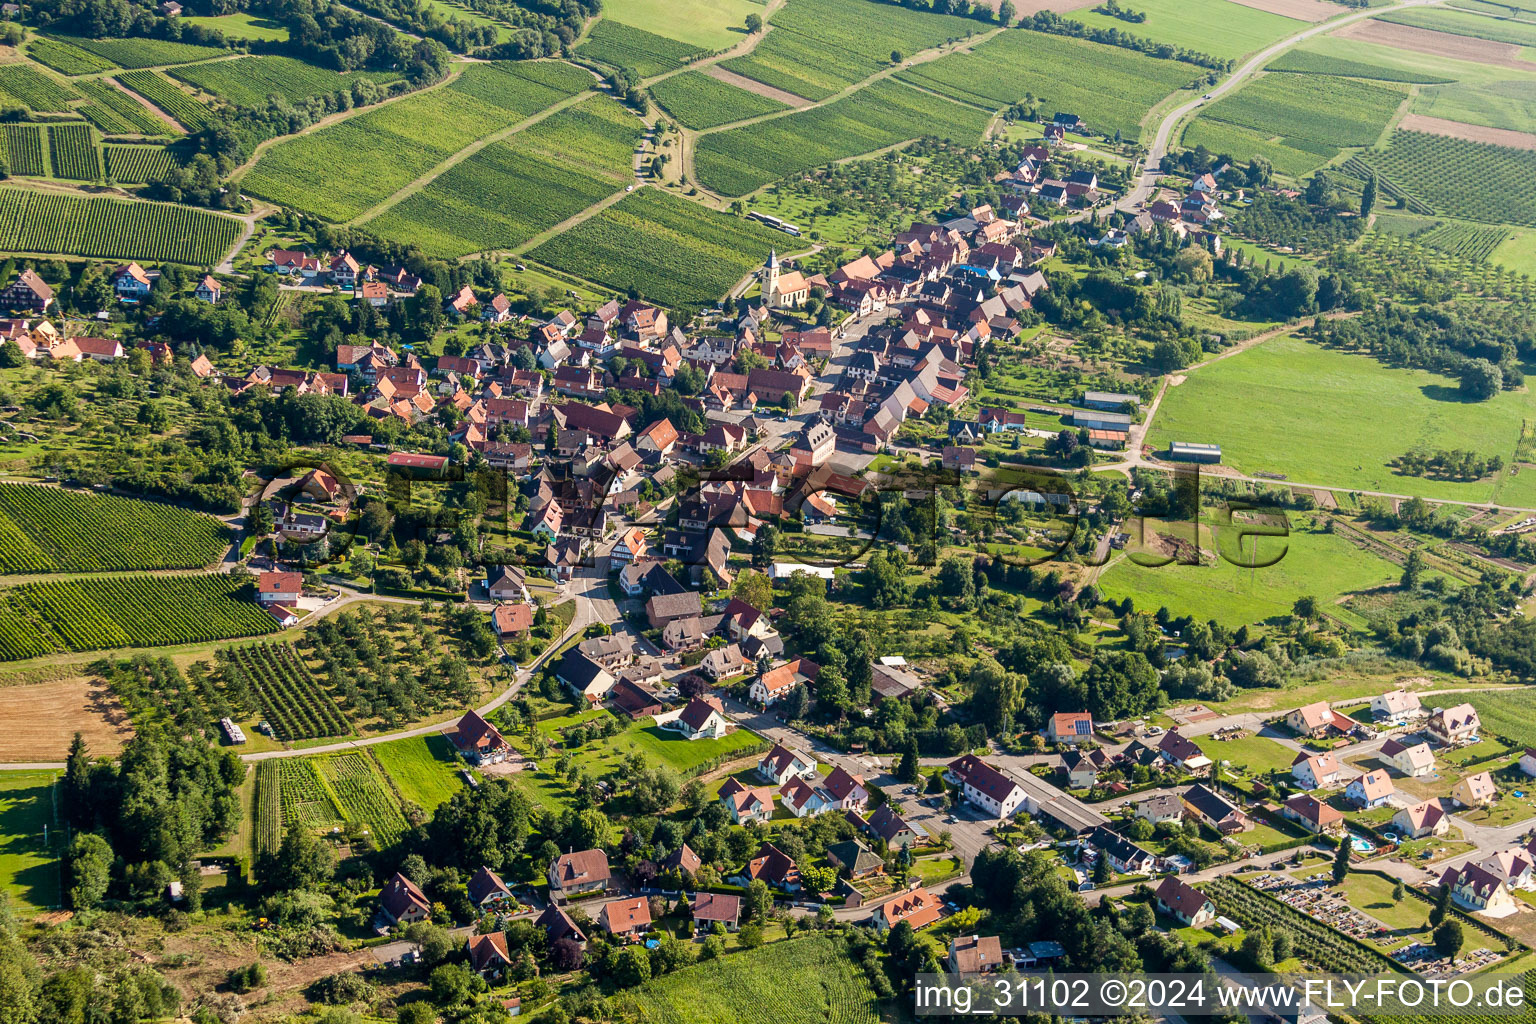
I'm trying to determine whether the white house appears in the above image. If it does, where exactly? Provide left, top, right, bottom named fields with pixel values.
left=719, top=778, right=775, bottom=824
left=946, top=755, right=1026, bottom=819
left=779, top=776, right=834, bottom=818
left=1344, top=769, right=1394, bottom=810
left=1426, top=703, right=1481, bottom=746
left=1380, top=738, right=1435, bottom=778
left=195, top=274, right=222, bottom=304
left=1520, top=748, right=1536, bottom=779
left=1393, top=800, right=1448, bottom=839
left=1439, top=862, right=1517, bottom=915
left=758, top=744, right=818, bottom=786
left=1371, top=688, right=1423, bottom=721
left=1290, top=752, right=1344, bottom=790
left=664, top=696, right=729, bottom=740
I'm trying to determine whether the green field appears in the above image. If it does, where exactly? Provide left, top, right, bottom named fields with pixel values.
left=530, top=187, right=790, bottom=311
left=180, top=12, right=291, bottom=40
left=76, top=78, right=176, bottom=136
left=1197, top=733, right=1297, bottom=773
left=620, top=935, right=879, bottom=1024
left=171, top=55, right=399, bottom=107
left=651, top=71, right=788, bottom=129
left=1466, top=690, right=1536, bottom=748
left=1492, top=226, right=1536, bottom=274
left=104, top=143, right=188, bottom=183
left=1377, top=6, right=1536, bottom=46
left=371, top=735, right=465, bottom=811
left=720, top=0, right=985, bottom=101
left=576, top=20, right=708, bottom=77
left=1, top=126, right=45, bottom=177
left=601, top=0, right=765, bottom=50
left=1416, top=79, right=1536, bottom=135
left=0, top=771, right=58, bottom=914
left=1362, top=130, right=1536, bottom=228
left=0, top=187, right=240, bottom=264
left=0, top=484, right=230, bottom=574
left=897, top=28, right=1196, bottom=142
left=118, top=70, right=217, bottom=131
left=1098, top=516, right=1402, bottom=629
left=1264, top=49, right=1454, bottom=84
left=364, top=93, right=641, bottom=255
left=533, top=706, right=764, bottom=776
left=28, top=36, right=117, bottom=75
left=242, top=61, right=594, bottom=222
left=696, top=78, right=991, bottom=195
left=1148, top=334, right=1536, bottom=502
left=0, top=65, right=80, bottom=111
left=47, top=34, right=229, bottom=68
left=1067, top=0, right=1306, bottom=61
left=1185, top=72, right=1407, bottom=177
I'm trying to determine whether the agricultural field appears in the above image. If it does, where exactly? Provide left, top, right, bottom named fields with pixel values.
left=600, top=0, right=765, bottom=51
left=0, top=65, right=80, bottom=111
left=1465, top=689, right=1536, bottom=748
left=651, top=71, right=787, bottom=129
left=170, top=55, right=400, bottom=108
left=1185, top=72, right=1407, bottom=177
left=76, top=78, right=176, bottom=136
left=0, top=188, right=241, bottom=264
left=371, top=734, right=464, bottom=811
left=897, top=28, right=1196, bottom=142
left=1492, top=226, right=1536, bottom=275
left=575, top=19, right=708, bottom=76
left=225, top=642, right=351, bottom=741
left=719, top=0, right=986, bottom=102
left=1097, top=515, right=1401, bottom=630
left=254, top=760, right=281, bottom=860
left=28, top=36, right=117, bottom=75
left=0, top=484, right=230, bottom=574
left=1, top=126, right=45, bottom=177
left=1067, top=0, right=1306, bottom=61
left=315, top=752, right=408, bottom=846
left=104, top=143, right=188, bottom=183
left=695, top=79, right=991, bottom=196
left=363, top=94, right=642, bottom=255
left=1179, top=118, right=1327, bottom=178
left=0, top=574, right=278, bottom=662
left=47, top=123, right=100, bottom=180
left=180, top=12, right=291, bottom=41
left=1147, top=334, right=1536, bottom=502
left=277, top=759, right=343, bottom=832
left=0, top=771, right=59, bottom=914
left=242, top=61, right=594, bottom=222
left=46, top=34, right=229, bottom=69
left=1263, top=49, right=1453, bottom=83
left=619, top=935, right=879, bottom=1024
left=1415, top=79, right=1536, bottom=136
left=1411, top=220, right=1511, bottom=263
left=1377, top=6, right=1536, bottom=46
left=1362, top=130, right=1536, bottom=228
left=528, top=187, right=792, bottom=312
left=117, top=70, right=216, bottom=130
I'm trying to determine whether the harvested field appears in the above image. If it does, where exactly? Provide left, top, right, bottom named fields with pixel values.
left=1226, top=0, right=1336, bottom=21
left=1339, top=19, right=1536, bottom=71
left=1398, top=112, right=1536, bottom=150
left=0, top=677, right=134, bottom=761
left=703, top=65, right=811, bottom=108
left=1013, top=0, right=1095, bottom=10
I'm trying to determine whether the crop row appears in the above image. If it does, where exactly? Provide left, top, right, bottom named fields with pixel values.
left=0, top=65, right=80, bottom=111
left=231, top=642, right=350, bottom=740
left=242, top=61, right=593, bottom=222
left=1368, top=130, right=1536, bottom=229
left=651, top=71, right=787, bottom=131
left=170, top=54, right=400, bottom=107
left=48, top=33, right=227, bottom=69
left=696, top=78, right=990, bottom=197
left=48, top=123, right=100, bottom=180
left=1194, top=72, right=1405, bottom=155
left=897, top=28, right=1195, bottom=143
left=28, top=36, right=117, bottom=75
left=1204, top=877, right=1399, bottom=974
left=575, top=20, right=705, bottom=77
left=2, top=126, right=46, bottom=177
left=0, top=484, right=230, bottom=574
left=76, top=78, right=175, bottom=135
left=254, top=761, right=282, bottom=860
left=530, top=187, right=789, bottom=312
left=1264, top=49, right=1451, bottom=84
left=118, top=71, right=216, bottom=131
left=0, top=187, right=240, bottom=264
left=104, top=144, right=184, bottom=183
left=277, top=759, right=344, bottom=831
left=319, top=753, right=407, bottom=846
left=1414, top=221, right=1509, bottom=264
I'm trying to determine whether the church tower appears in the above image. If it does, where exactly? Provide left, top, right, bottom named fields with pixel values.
left=763, top=249, right=780, bottom=308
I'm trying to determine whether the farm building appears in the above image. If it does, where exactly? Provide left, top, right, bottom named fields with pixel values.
left=1168, top=442, right=1222, bottom=463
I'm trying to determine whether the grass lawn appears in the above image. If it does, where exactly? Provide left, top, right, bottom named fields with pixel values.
left=1066, top=0, right=1306, bottom=61
left=0, top=771, right=59, bottom=913
left=600, top=0, right=763, bottom=51
left=1492, top=227, right=1536, bottom=277
left=537, top=710, right=765, bottom=778
left=180, top=12, right=289, bottom=39
left=1340, top=871, right=1431, bottom=934
left=1242, top=822, right=1308, bottom=848
left=1097, top=515, right=1400, bottom=630
left=1148, top=334, right=1536, bottom=502
left=1198, top=733, right=1297, bottom=774
left=373, top=734, right=465, bottom=812
left=1458, top=796, right=1536, bottom=828
left=910, top=854, right=962, bottom=887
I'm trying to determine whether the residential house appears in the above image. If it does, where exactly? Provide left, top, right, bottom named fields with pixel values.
left=1136, top=792, right=1184, bottom=825
left=1345, top=770, right=1395, bottom=810
left=779, top=776, right=834, bottom=818
left=608, top=678, right=661, bottom=720
left=1180, top=784, right=1250, bottom=834
left=827, top=839, right=884, bottom=881
left=719, top=777, right=776, bottom=824
left=1154, top=876, right=1216, bottom=927
left=699, top=643, right=749, bottom=681
left=379, top=872, right=431, bottom=925
left=491, top=603, right=533, bottom=639
left=1291, top=752, right=1344, bottom=790
left=1157, top=730, right=1213, bottom=772
left=734, top=842, right=800, bottom=891
left=691, top=892, right=741, bottom=932
left=1439, top=862, right=1517, bottom=915
left=486, top=565, right=529, bottom=602
left=547, top=849, right=611, bottom=900
left=113, top=262, right=153, bottom=299
left=1281, top=793, right=1345, bottom=836
left=749, top=658, right=817, bottom=706
left=1047, top=711, right=1094, bottom=744
left=1371, top=689, right=1423, bottom=721
left=863, top=804, right=924, bottom=850
left=535, top=904, right=586, bottom=947
left=466, top=932, right=512, bottom=979
left=948, top=935, right=1004, bottom=977
left=1393, top=800, right=1448, bottom=839
left=556, top=650, right=617, bottom=704
left=1285, top=701, right=1354, bottom=739
left=1061, top=748, right=1112, bottom=790
left=467, top=866, right=514, bottom=910
left=195, top=275, right=222, bottom=304
left=1476, top=848, right=1535, bottom=891
left=257, top=571, right=302, bottom=606
left=946, top=755, right=1026, bottom=819
left=1452, top=771, right=1498, bottom=808
left=1427, top=703, right=1481, bottom=746
left=822, top=767, right=869, bottom=812
left=3, top=270, right=53, bottom=311
left=668, top=696, right=729, bottom=741
left=1087, top=825, right=1156, bottom=875
left=759, top=744, right=818, bottom=785
left=1521, top=748, right=1536, bottom=779
left=74, top=336, right=123, bottom=362
left=597, top=897, right=651, bottom=940
left=646, top=590, right=702, bottom=630
left=1380, top=738, right=1435, bottom=778
left=874, top=886, right=941, bottom=932
left=450, top=710, right=511, bottom=764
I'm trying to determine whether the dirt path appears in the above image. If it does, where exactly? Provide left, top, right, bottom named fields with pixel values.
left=215, top=203, right=271, bottom=275
left=1399, top=112, right=1536, bottom=150
left=703, top=64, right=810, bottom=108
left=343, top=80, right=603, bottom=228
left=510, top=183, right=639, bottom=254
left=639, top=0, right=788, bottom=88
left=105, top=75, right=185, bottom=134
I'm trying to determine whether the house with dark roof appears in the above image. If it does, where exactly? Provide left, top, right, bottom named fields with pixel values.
left=451, top=710, right=510, bottom=764
left=379, top=872, right=431, bottom=925
left=1180, top=784, right=1249, bottom=834
left=535, top=903, right=586, bottom=947
left=1087, top=826, right=1156, bottom=875
left=733, top=842, right=800, bottom=891
left=647, top=590, right=702, bottom=630
left=467, top=866, right=513, bottom=909
left=548, top=849, right=611, bottom=900
left=946, top=755, right=1026, bottom=818
left=665, top=695, right=729, bottom=741
left=556, top=649, right=617, bottom=704
left=827, top=839, right=883, bottom=880
left=1154, top=876, right=1215, bottom=927
left=862, top=804, right=925, bottom=849
left=691, top=892, right=741, bottom=931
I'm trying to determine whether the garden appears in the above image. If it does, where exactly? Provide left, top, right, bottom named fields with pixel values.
left=226, top=642, right=352, bottom=742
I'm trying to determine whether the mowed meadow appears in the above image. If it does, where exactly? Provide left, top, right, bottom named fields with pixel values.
left=1148, top=334, right=1536, bottom=503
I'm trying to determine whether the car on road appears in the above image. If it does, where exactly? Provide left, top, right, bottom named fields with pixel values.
left=625, top=185, right=634, bottom=192
left=1202, top=93, right=1212, bottom=100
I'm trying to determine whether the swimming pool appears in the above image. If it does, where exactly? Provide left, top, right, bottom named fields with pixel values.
left=1349, top=834, right=1377, bottom=854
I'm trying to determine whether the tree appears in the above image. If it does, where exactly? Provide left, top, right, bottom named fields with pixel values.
left=745, top=12, right=762, bottom=30
left=1401, top=548, right=1425, bottom=590
left=1292, top=595, right=1319, bottom=621
left=1360, top=174, right=1377, bottom=218
left=429, top=962, right=481, bottom=1006
left=746, top=879, right=771, bottom=922
left=1433, top=919, right=1463, bottom=962
left=891, top=49, right=903, bottom=63
left=611, top=944, right=652, bottom=987
left=1392, top=879, right=1405, bottom=903
left=999, top=0, right=1016, bottom=22
left=406, top=922, right=457, bottom=966
left=732, top=569, right=773, bottom=612
left=1460, top=358, right=1502, bottom=401
left=1331, top=840, right=1350, bottom=885
left=62, top=732, right=95, bottom=829
left=898, top=737, right=920, bottom=785
left=1092, top=854, right=1111, bottom=884
left=1430, top=883, right=1451, bottom=927
left=550, top=936, right=584, bottom=971
left=249, top=501, right=274, bottom=537
left=257, top=827, right=336, bottom=893
left=66, top=833, right=112, bottom=910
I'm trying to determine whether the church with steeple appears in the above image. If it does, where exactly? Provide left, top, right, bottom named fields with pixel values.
left=761, top=249, right=809, bottom=310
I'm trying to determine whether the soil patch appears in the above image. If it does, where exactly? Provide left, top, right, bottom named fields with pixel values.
left=1399, top=113, right=1536, bottom=151
left=0, top=677, right=134, bottom=761
left=1226, top=0, right=1337, bottom=21
left=1013, top=0, right=1096, bottom=12
left=1339, top=19, right=1536, bottom=71
left=703, top=64, right=813, bottom=108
